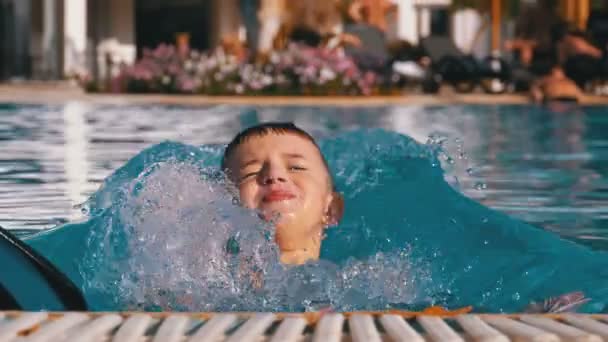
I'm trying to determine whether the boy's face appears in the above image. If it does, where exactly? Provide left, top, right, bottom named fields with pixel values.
left=224, top=133, right=342, bottom=251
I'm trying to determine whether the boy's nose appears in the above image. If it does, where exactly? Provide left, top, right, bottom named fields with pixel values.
left=261, top=165, right=287, bottom=184
left=263, top=176, right=285, bottom=185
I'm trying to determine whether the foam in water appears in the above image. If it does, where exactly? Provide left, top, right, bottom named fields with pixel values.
left=82, top=160, right=282, bottom=311
left=25, top=130, right=608, bottom=313
left=74, top=150, right=434, bottom=312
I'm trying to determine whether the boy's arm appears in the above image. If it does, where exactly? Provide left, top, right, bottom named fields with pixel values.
left=525, top=291, right=590, bottom=313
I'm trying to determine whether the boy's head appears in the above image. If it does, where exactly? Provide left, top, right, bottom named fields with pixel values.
left=222, top=123, right=344, bottom=262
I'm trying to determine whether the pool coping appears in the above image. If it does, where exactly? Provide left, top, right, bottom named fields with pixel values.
left=2, top=311, right=608, bottom=341
left=3, top=82, right=608, bottom=106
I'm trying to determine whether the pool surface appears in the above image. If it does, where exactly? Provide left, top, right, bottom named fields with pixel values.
left=2, top=102, right=607, bottom=250
left=3, top=102, right=608, bottom=313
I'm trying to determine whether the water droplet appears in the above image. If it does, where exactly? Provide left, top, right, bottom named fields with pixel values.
left=512, top=292, right=521, bottom=301
left=466, top=167, right=475, bottom=175
left=458, top=152, right=467, bottom=160
left=474, top=182, right=487, bottom=190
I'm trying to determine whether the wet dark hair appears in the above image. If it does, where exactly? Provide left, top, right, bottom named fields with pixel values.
left=221, top=122, right=334, bottom=189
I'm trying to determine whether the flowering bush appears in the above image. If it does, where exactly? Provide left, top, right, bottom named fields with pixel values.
left=110, top=43, right=379, bottom=96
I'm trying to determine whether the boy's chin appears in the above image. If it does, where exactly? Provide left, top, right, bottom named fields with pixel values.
left=258, top=209, right=297, bottom=224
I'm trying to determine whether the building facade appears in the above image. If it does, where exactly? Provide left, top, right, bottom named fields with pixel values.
left=0, top=0, right=530, bottom=82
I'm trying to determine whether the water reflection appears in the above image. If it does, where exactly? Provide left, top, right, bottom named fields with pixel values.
left=63, top=102, right=91, bottom=220
left=0, top=102, right=607, bottom=250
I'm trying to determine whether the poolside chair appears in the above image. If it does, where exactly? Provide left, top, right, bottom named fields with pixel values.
left=419, top=35, right=480, bottom=93
left=0, top=225, right=87, bottom=311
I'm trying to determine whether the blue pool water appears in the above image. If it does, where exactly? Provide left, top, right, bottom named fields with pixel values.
left=2, top=102, right=608, bottom=313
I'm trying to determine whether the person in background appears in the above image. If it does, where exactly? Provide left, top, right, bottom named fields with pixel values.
left=530, top=62, right=583, bottom=104
left=552, top=23, right=604, bottom=89
left=587, top=0, right=608, bottom=53
left=347, top=0, right=397, bottom=33
left=504, top=0, right=565, bottom=72
left=256, top=0, right=287, bottom=60
left=584, top=0, right=608, bottom=93
left=340, top=1, right=393, bottom=73
left=239, top=0, right=261, bottom=60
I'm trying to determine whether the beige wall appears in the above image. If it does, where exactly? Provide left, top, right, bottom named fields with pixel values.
left=98, top=0, right=135, bottom=68
left=89, top=0, right=135, bottom=84
left=210, top=0, right=243, bottom=47
left=108, top=0, right=135, bottom=46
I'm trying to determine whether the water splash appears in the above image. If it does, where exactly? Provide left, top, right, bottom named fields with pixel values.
left=24, top=130, right=608, bottom=313
left=56, top=140, right=436, bottom=312
left=425, top=132, right=487, bottom=193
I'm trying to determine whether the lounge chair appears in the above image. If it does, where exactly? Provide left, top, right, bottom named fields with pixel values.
left=419, top=35, right=480, bottom=93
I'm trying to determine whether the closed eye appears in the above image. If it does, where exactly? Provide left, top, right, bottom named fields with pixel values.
left=240, top=171, right=259, bottom=181
left=289, top=165, right=307, bottom=171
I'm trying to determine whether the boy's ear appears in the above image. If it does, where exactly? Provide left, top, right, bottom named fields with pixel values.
left=325, top=192, right=344, bottom=227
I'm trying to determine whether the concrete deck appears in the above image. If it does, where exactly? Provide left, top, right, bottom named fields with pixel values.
left=2, top=82, right=608, bottom=106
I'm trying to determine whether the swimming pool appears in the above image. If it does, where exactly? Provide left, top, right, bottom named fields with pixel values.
left=2, top=101, right=608, bottom=313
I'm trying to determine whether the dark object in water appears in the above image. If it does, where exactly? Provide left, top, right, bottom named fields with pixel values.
left=525, top=291, right=590, bottom=313
left=542, top=96, right=579, bottom=105
left=0, top=225, right=88, bottom=310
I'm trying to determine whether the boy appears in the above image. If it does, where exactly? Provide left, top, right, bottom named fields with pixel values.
left=221, top=122, right=344, bottom=265
left=221, top=122, right=590, bottom=313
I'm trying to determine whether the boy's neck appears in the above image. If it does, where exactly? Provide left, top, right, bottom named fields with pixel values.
left=278, top=234, right=321, bottom=265
left=280, top=247, right=320, bottom=265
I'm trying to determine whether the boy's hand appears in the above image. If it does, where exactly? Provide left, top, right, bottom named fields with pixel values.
left=525, top=291, right=590, bottom=313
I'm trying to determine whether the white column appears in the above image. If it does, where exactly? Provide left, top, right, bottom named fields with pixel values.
left=419, top=7, right=431, bottom=38
left=395, top=0, right=419, bottom=43
left=63, top=0, right=88, bottom=77
left=452, top=8, right=483, bottom=55
left=63, top=101, right=90, bottom=220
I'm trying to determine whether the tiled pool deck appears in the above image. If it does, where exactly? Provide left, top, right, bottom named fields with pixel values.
left=1, top=311, right=608, bottom=341
left=3, top=82, right=608, bottom=106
